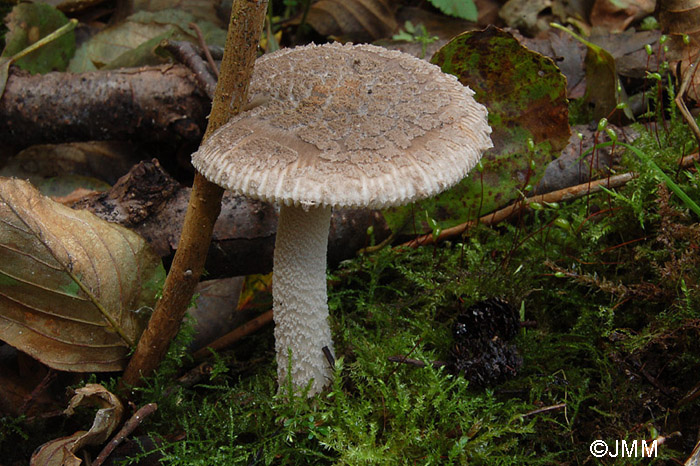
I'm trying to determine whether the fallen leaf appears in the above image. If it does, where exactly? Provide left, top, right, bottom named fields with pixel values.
left=68, top=10, right=225, bottom=72
left=186, top=276, right=246, bottom=352
left=30, top=384, right=123, bottom=466
left=658, top=0, right=700, bottom=102
left=1, top=3, right=75, bottom=74
left=0, top=142, right=141, bottom=195
left=658, top=0, right=700, bottom=61
left=0, top=178, right=164, bottom=372
left=588, top=29, right=661, bottom=79
left=589, top=0, right=655, bottom=32
left=499, top=0, right=552, bottom=36
left=553, top=23, right=633, bottom=121
left=385, top=26, right=569, bottom=233
left=513, top=28, right=587, bottom=97
left=134, top=0, right=224, bottom=28
left=304, top=0, right=397, bottom=42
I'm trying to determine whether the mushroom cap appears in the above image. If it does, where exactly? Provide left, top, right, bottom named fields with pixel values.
left=192, top=42, right=493, bottom=209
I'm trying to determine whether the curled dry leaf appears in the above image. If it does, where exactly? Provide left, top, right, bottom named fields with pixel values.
left=0, top=178, right=164, bottom=372
left=30, top=384, right=124, bottom=466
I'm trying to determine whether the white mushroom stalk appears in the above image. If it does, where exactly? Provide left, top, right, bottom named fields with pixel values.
left=191, top=42, right=493, bottom=396
left=273, top=204, right=333, bottom=394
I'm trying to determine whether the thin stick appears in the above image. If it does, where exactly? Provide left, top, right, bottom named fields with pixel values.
left=402, top=152, right=699, bottom=248
left=92, top=403, right=158, bottom=466
left=161, top=40, right=217, bottom=99
left=521, top=402, right=566, bottom=418
left=189, top=22, right=220, bottom=80
left=193, top=310, right=273, bottom=361
left=675, top=52, right=700, bottom=150
left=402, top=172, right=636, bottom=248
left=121, top=0, right=269, bottom=389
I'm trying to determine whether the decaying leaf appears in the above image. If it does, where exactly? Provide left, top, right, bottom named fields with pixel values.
left=1, top=3, right=75, bottom=74
left=385, top=26, right=569, bottom=233
left=134, top=0, right=223, bottom=28
left=304, top=0, right=397, bottom=42
left=658, top=0, right=700, bottom=102
left=589, top=0, right=655, bottom=32
left=0, top=178, right=164, bottom=372
left=0, top=142, right=141, bottom=197
left=30, top=384, right=123, bottom=466
left=553, top=24, right=634, bottom=121
left=658, top=0, right=700, bottom=60
left=499, top=0, right=552, bottom=36
left=68, top=10, right=225, bottom=72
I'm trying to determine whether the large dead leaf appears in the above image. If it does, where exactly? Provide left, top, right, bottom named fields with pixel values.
left=30, top=384, right=124, bottom=466
left=0, top=178, right=164, bottom=372
left=68, top=10, right=226, bottom=72
left=384, top=26, right=569, bottom=233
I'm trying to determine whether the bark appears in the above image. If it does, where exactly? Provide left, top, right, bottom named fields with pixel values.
left=122, top=0, right=287, bottom=388
left=73, top=159, right=389, bottom=277
left=0, top=65, right=209, bottom=148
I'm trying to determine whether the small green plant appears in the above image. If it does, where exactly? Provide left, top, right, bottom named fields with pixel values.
left=392, top=21, right=438, bottom=59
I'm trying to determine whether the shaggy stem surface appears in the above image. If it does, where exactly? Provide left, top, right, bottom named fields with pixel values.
left=274, top=204, right=334, bottom=395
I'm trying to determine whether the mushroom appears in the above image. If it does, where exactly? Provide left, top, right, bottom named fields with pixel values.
left=192, top=42, right=493, bottom=396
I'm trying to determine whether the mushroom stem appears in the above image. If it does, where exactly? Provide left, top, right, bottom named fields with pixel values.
left=273, top=204, right=334, bottom=395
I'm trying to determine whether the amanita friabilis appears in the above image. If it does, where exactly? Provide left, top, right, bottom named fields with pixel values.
left=192, top=42, right=492, bottom=395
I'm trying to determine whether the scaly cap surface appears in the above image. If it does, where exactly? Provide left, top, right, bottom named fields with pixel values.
left=192, top=42, right=493, bottom=209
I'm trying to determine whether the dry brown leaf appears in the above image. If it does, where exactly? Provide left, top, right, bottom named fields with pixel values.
left=30, top=384, right=124, bottom=466
left=499, top=0, right=552, bottom=36
left=304, top=0, right=397, bottom=42
left=0, top=178, right=164, bottom=372
left=589, top=0, right=655, bottom=32
left=659, top=0, right=700, bottom=102
left=658, top=0, right=700, bottom=58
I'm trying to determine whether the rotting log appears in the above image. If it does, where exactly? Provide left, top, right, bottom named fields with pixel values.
left=0, top=65, right=209, bottom=148
left=71, top=159, right=389, bottom=277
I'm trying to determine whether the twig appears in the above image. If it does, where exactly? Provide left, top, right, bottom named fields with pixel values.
left=402, top=172, right=636, bottom=248
left=92, top=403, right=158, bottom=466
left=19, top=369, right=56, bottom=415
left=675, top=52, right=700, bottom=150
left=193, top=310, right=273, bottom=361
left=189, top=22, right=220, bottom=80
left=322, top=346, right=335, bottom=368
left=121, top=0, right=269, bottom=390
left=402, top=152, right=699, bottom=248
left=521, top=402, right=567, bottom=418
left=387, top=356, right=446, bottom=368
left=161, top=40, right=217, bottom=99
